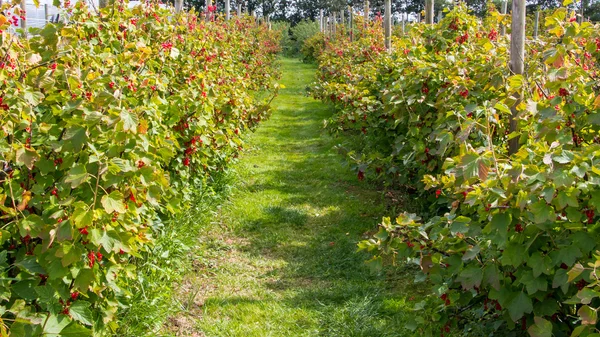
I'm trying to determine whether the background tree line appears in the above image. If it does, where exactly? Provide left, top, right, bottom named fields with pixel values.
left=174, top=0, right=597, bottom=25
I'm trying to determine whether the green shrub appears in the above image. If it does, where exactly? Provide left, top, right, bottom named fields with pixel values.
left=0, top=1, right=280, bottom=335
left=313, top=5, right=600, bottom=336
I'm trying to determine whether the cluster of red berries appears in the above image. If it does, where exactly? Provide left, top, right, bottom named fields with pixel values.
left=576, top=279, right=588, bottom=290
left=422, top=83, right=429, bottom=94
left=483, top=298, right=503, bottom=311
left=440, top=293, right=451, bottom=306
left=207, top=5, right=217, bottom=12
left=10, top=14, right=20, bottom=27
left=585, top=209, right=595, bottom=224
left=514, top=223, right=524, bottom=233
left=459, top=89, right=469, bottom=98
left=449, top=20, right=459, bottom=31
left=88, top=250, right=103, bottom=268
left=357, top=170, right=365, bottom=181
left=161, top=41, right=173, bottom=51
left=559, top=88, right=569, bottom=97
left=435, top=189, right=442, bottom=198
left=455, top=33, right=469, bottom=44
left=488, top=29, right=498, bottom=41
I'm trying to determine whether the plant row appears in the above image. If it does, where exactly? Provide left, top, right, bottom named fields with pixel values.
left=0, top=1, right=280, bottom=335
left=311, top=4, right=600, bottom=337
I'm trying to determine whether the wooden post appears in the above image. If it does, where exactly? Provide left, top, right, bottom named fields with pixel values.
left=437, top=10, right=442, bottom=22
left=44, top=4, right=48, bottom=22
left=384, top=0, right=391, bottom=50
left=402, top=14, right=405, bottom=35
left=333, top=12, right=337, bottom=36
left=237, top=3, right=242, bottom=16
left=349, top=6, right=354, bottom=41
left=364, top=0, right=369, bottom=27
left=425, top=0, right=434, bottom=24
left=533, top=9, right=539, bottom=39
left=20, top=0, right=26, bottom=34
left=509, top=0, right=525, bottom=155
left=206, top=0, right=212, bottom=21
left=500, top=0, right=508, bottom=36
left=225, top=0, right=230, bottom=20
left=580, top=0, right=585, bottom=23
left=340, top=10, right=345, bottom=27
left=320, top=9, right=324, bottom=32
left=245, top=2, right=248, bottom=14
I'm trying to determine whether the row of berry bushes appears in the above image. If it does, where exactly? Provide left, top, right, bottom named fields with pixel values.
left=311, top=5, right=600, bottom=336
left=0, top=1, right=280, bottom=335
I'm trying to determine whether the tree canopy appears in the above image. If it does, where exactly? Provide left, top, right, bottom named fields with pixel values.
left=179, top=0, right=593, bottom=25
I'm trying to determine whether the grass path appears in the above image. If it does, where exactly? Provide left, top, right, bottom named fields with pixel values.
left=166, top=58, right=421, bottom=337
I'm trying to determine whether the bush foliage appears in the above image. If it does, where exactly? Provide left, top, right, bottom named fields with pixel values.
left=312, top=5, right=600, bottom=336
left=0, top=1, right=280, bottom=335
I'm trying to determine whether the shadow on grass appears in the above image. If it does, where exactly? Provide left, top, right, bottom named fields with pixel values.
left=191, top=58, right=429, bottom=337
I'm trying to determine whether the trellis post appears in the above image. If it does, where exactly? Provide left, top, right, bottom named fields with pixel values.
left=320, top=9, right=324, bottom=32
left=333, top=12, right=337, bottom=36
left=349, top=6, right=354, bottom=41
left=20, top=0, right=26, bottom=35
left=384, top=0, right=391, bottom=50
left=364, top=0, right=369, bottom=27
left=509, top=0, right=525, bottom=155
left=237, top=3, right=242, bottom=16
left=533, top=9, right=539, bottom=39
left=425, top=0, right=434, bottom=24
left=500, top=0, right=508, bottom=36
left=225, top=0, right=230, bottom=20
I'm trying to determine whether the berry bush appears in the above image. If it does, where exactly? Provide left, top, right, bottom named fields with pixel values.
left=312, top=5, right=600, bottom=337
left=0, top=1, right=280, bottom=335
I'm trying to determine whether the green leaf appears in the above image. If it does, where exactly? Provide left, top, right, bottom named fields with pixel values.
left=72, top=205, right=93, bottom=229
left=451, top=216, right=470, bottom=235
left=457, top=265, right=483, bottom=290
left=16, top=147, right=40, bottom=170
left=101, top=191, right=126, bottom=214
left=63, top=127, right=87, bottom=153
left=578, top=305, right=597, bottom=325
left=527, top=317, right=552, bottom=337
left=60, top=322, right=92, bottom=336
left=519, top=270, right=547, bottom=295
left=64, top=165, right=89, bottom=188
left=13, top=280, right=38, bottom=301
left=490, top=212, right=511, bottom=245
left=74, top=269, right=95, bottom=291
left=42, top=314, right=70, bottom=336
left=507, top=291, right=533, bottom=322
left=502, top=242, right=526, bottom=267
left=552, top=268, right=568, bottom=291
left=577, top=288, right=600, bottom=305
left=560, top=245, right=582, bottom=266
left=120, top=109, right=139, bottom=133
left=508, top=74, right=525, bottom=89
left=69, top=301, right=93, bottom=326
left=482, top=264, right=501, bottom=290
left=529, top=201, right=555, bottom=224
left=527, top=252, right=552, bottom=278
left=16, top=256, right=46, bottom=274
left=568, top=263, right=585, bottom=282
left=459, top=153, right=480, bottom=180
left=23, top=89, right=45, bottom=105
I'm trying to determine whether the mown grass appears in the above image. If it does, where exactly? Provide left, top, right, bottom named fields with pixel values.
left=156, top=58, right=432, bottom=337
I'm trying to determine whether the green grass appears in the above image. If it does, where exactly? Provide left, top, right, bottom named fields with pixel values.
left=162, top=58, right=429, bottom=337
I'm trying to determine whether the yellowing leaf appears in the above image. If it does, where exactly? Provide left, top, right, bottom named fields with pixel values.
left=17, top=191, right=32, bottom=212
